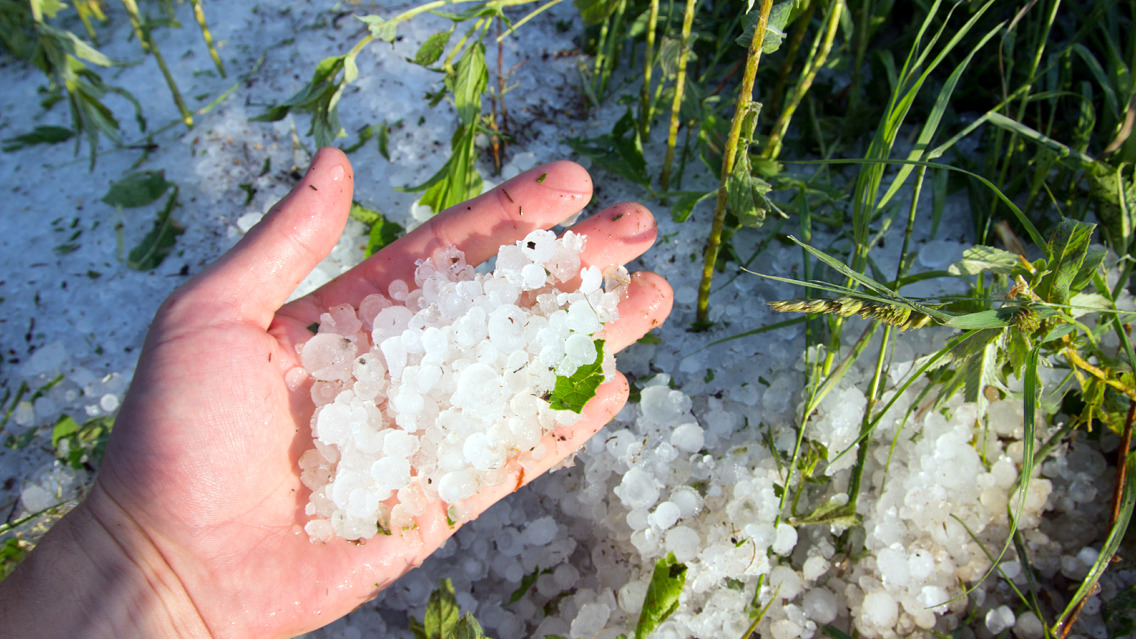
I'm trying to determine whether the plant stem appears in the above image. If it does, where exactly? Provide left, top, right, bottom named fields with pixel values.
left=767, top=0, right=816, bottom=122
left=119, top=0, right=193, bottom=128
left=848, top=0, right=872, bottom=112
left=762, top=0, right=842, bottom=159
left=659, top=0, right=698, bottom=194
left=695, top=0, right=775, bottom=326
left=190, top=0, right=225, bottom=77
left=639, top=0, right=660, bottom=140
left=1112, top=400, right=1135, bottom=528
left=1057, top=401, right=1134, bottom=639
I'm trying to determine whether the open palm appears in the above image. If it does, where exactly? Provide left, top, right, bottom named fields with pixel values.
left=87, top=148, right=672, bottom=638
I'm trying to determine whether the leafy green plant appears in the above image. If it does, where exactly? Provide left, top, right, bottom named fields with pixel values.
left=634, top=552, right=687, bottom=639
left=410, top=578, right=493, bottom=639
left=765, top=215, right=1136, bottom=632
left=256, top=0, right=558, bottom=216
left=3, top=0, right=225, bottom=166
left=101, top=170, right=183, bottom=271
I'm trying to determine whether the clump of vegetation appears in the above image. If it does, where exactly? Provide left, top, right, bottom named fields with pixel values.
left=0, top=0, right=224, bottom=165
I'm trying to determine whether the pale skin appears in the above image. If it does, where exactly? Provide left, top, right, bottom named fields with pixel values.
left=0, top=147, right=673, bottom=638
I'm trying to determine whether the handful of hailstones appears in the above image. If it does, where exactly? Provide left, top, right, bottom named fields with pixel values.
left=299, top=229, right=627, bottom=542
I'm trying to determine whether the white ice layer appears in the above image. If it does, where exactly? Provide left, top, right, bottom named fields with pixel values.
left=299, top=230, right=626, bottom=541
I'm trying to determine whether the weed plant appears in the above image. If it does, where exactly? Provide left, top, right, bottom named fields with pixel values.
left=0, top=0, right=224, bottom=166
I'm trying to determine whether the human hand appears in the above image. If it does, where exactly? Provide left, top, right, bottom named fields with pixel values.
left=0, top=148, right=672, bottom=638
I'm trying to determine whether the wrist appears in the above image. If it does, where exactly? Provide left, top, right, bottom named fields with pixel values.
left=0, top=485, right=211, bottom=639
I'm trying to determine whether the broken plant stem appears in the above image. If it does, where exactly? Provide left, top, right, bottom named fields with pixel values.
left=659, top=0, right=698, bottom=194
left=695, top=0, right=775, bottom=326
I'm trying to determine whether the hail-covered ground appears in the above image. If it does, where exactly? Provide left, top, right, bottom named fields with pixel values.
left=0, top=2, right=1131, bottom=638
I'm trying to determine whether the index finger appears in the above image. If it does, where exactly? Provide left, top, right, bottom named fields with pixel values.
left=281, top=161, right=592, bottom=322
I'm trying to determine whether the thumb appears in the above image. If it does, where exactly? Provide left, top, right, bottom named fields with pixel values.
left=181, top=147, right=354, bottom=328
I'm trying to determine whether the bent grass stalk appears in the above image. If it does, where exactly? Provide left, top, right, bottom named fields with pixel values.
left=694, top=0, right=775, bottom=326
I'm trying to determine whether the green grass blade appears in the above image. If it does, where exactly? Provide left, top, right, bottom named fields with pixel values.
left=1054, top=453, right=1136, bottom=632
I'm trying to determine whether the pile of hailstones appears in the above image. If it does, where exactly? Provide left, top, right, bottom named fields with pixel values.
left=298, top=230, right=627, bottom=542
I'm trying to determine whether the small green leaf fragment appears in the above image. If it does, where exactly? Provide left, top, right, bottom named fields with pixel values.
left=377, top=121, right=391, bottom=160
left=51, top=415, right=79, bottom=449
left=127, top=189, right=183, bottom=271
left=637, top=333, right=662, bottom=345
left=307, top=323, right=320, bottom=334
left=2, top=125, right=74, bottom=152
left=635, top=552, right=687, bottom=639
left=357, top=15, right=397, bottom=42
left=948, top=245, right=1022, bottom=276
left=415, top=579, right=460, bottom=639
left=101, top=170, right=173, bottom=208
left=536, top=172, right=548, bottom=183
left=509, top=567, right=550, bottom=604
left=452, top=612, right=489, bottom=639
left=413, top=31, right=451, bottom=67
left=366, top=212, right=406, bottom=258
left=564, top=109, right=649, bottom=188
left=549, top=340, right=606, bottom=413
left=0, top=538, right=27, bottom=579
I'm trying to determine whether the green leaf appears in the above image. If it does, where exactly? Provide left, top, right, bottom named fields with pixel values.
left=962, top=333, right=999, bottom=413
left=127, top=188, right=183, bottom=271
left=549, top=340, right=606, bottom=413
left=634, top=552, right=687, bottom=639
left=409, top=123, right=484, bottom=214
left=637, top=333, right=663, bottom=345
left=349, top=201, right=382, bottom=226
left=1069, top=292, right=1112, bottom=318
left=453, top=613, right=489, bottom=639
left=2, top=125, right=74, bottom=152
left=51, top=414, right=79, bottom=449
left=726, top=152, right=772, bottom=228
left=1071, top=244, right=1107, bottom=294
left=377, top=120, right=391, bottom=160
left=33, top=0, right=68, bottom=19
left=736, top=1, right=800, bottom=53
left=365, top=212, right=405, bottom=257
left=414, top=31, right=451, bottom=67
left=565, top=109, right=650, bottom=189
left=417, top=578, right=460, bottom=639
left=948, top=245, right=1022, bottom=277
left=0, top=538, right=26, bottom=579
left=574, top=0, right=621, bottom=25
left=668, top=190, right=715, bottom=223
left=357, top=15, right=397, bottom=42
left=1037, top=218, right=1096, bottom=304
left=450, top=43, right=488, bottom=126
left=509, top=567, right=550, bottom=604
left=944, top=310, right=1013, bottom=330
left=101, top=170, right=173, bottom=208
left=252, top=54, right=350, bottom=146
